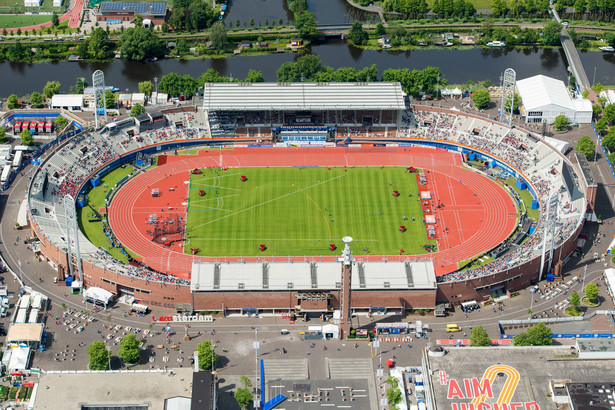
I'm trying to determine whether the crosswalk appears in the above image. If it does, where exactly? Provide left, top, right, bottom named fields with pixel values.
left=327, top=358, right=374, bottom=379
left=263, top=359, right=309, bottom=381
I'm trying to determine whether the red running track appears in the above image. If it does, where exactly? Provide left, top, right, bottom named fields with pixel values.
left=108, top=147, right=518, bottom=280
left=6, top=0, right=84, bottom=33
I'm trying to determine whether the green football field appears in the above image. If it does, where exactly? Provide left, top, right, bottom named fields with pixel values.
left=183, top=167, right=437, bottom=257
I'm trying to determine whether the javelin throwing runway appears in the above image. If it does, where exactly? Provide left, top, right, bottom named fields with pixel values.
left=108, top=147, right=518, bottom=279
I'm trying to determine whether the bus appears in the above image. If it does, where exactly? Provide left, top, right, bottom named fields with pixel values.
left=0, top=165, right=11, bottom=183
left=12, top=151, right=23, bottom=168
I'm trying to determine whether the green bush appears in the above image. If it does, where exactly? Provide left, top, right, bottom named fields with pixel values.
left=0, top=386, right=8, bottom=400
left=18, top=387, right=28, bottom=399
left=9, top=387, right=17, bottom=400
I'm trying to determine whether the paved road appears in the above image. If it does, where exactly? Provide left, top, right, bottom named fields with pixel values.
left=551, top=6, right=591, bottom=91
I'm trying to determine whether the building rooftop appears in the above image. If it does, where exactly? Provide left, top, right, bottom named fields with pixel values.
left=577, top=339, right=615, bottom=354
left=100, top=1, right=167, bottom=15
left=427, top=347, right=615, bottom=410
left=574, top=151, right=597, bottom=187
left=190, top=260, right=436, bottom=292
left=202, top=82, right=406, bottom=111
left=567, top=382, right=615, bottom=410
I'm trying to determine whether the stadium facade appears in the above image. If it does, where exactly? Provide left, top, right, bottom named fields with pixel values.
left=25, top=82, right=591, bottom=316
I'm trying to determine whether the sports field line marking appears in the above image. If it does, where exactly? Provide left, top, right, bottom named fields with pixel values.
left=300, top=190, right=332, bottom=241
left=189, top=194, right=240, bottom=206
left=187, top=174, right=347, bottom=232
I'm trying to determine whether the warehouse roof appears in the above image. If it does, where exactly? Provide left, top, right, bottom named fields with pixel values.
left=516, top=75, right=574, bottom=111
left=100, top=1, right=167, bottom=15
left=202, top=82, right=406, bottom=111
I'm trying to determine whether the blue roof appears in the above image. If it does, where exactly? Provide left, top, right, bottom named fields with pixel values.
left=100, top=1, right=167, bottom=15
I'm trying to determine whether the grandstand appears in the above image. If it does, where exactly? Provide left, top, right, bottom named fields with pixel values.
left=25, top=84, right=590, bottom=312
left=202, top=82, right=406, bottom=141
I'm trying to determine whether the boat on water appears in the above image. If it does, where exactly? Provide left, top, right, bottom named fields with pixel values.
left=486, top=41, right=506, bottom=47
left=599, top=46, right=615, bottom=52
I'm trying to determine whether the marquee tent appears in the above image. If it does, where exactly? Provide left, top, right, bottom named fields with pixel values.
left=84, top=287, right=113, bottom=307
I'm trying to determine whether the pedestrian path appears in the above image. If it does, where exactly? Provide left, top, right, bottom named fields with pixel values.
left=263, top=359, right=309, bottom=381
left=327, top=358, right=373, bottom=379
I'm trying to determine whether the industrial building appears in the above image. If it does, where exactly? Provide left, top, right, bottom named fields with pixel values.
left=516, top=74, right=592, bottom=124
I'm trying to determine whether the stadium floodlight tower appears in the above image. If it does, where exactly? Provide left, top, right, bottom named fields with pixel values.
left=64, top=194, right=83, bottom=290
left=339, top=236, right=353, bottom=339
left=92, top=69, right=107, bottom=129
left=538, top=192, right=559, bottom=282
left=500, top=68, right=516, bottom=126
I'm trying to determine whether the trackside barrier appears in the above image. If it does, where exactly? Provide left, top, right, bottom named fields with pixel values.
left=592, top=123, right=615, bottom=179
left=498, top=310, right=615, bottom=338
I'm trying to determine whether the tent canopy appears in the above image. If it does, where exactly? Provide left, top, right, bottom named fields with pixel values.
left=84, top=287, right=113, bottom=304
left=8, top=347, right=30, bottom=371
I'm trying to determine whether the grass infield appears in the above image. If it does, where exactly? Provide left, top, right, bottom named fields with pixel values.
left=183, top=166, right=437, bottom=257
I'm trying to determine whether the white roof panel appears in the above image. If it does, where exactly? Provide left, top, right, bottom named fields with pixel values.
left=50, top=94, right=84, bottom=107
left=516, top=75, right=574, bottom=111
left=202, top=82, right=406, bottom=111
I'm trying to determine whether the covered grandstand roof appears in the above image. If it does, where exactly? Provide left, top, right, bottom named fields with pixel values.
left=516, top=75, right=574, bottom=111
left=202, top=82, right=406, bottom=111
left=190, top=260, right=436, bottom=291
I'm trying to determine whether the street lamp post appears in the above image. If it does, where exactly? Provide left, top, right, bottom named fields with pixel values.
left=583, top=264, right=588, bottom=285
left=17, top=260, right=22, bottom=283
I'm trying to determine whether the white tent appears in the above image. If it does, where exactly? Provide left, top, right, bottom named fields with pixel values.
left=17, top=197, right=28, bottom=228
left=543, top=136, right=571, bottom=155
left=84, top=287, right=113, bottom=307
left=7, top=347, right=30, bottom=371
left=440, top=88, right=453, bottom=96
left=452, top=87, right=462, bottom=96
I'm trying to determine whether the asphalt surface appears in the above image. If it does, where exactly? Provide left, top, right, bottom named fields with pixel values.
left=1, top=100, right=615, bottom=409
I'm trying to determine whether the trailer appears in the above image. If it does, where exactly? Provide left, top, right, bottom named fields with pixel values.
left=1, top=165, right=12, bottom=183
left=37, top=121, right=45, bottom=134
left=45, top=121, right=53, bottom=133
left=12, top=151, right=23, bottom=168
left=13, top=122, right=21, bottom=134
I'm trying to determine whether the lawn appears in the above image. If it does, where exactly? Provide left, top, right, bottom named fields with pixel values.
left=183, top=167, right=437, bottom=257
left=0, top=0, right=63, bottom=15
left=0, top=14, right=52, bottom=28
left=504, top=177, right=539, bottom=221
left=78, top=165, right=139, bottom=262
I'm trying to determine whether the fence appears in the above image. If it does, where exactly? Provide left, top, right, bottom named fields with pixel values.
left=499, top=310, right=615, bottom=339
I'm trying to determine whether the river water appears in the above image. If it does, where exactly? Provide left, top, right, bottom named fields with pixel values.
left=0, top=38, right=613, bottom=97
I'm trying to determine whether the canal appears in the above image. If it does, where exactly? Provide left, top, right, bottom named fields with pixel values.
left=0, top=40, right=613, bottom=97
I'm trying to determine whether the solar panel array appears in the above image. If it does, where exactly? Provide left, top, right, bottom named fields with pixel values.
left=100, top=1, right=167, bottom=15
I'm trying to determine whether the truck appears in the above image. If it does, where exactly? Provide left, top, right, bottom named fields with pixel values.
left=0, top=165, right=11, bottom=183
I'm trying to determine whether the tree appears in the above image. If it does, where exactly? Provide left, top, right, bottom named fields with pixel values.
left=6, top=41, right=29, bottom=62
left=595, top=118, right=609, bottom=135
left=244, top=69, right=264, bottom=82
left=234, top=376, right=253, bottom=409
left=130, top=103, right=145, bottom=116
left=469, top=326, right=491, bottom=346
left=472, top=89, right=490, bottom=109
left=593, top=103, right=603, bottom=117
left=55, top=115, right=68, bottom=131
left=575, top=135, right=595, bottom=161
left=88, top=27, right=114, bottom=60
left=43, top=81, right=61, bottom=99
left=553, top=114, right=569, bottom=132
left=133, top=14, right=143, bottom=27
left=385, top=376, right=402, bottom=405
left=543, top=21, right=562, bottom=46
left=210, top=21, right=227, bottom=49
left=196, top=340, right=218, bottom=370
left=569, top=290, right=581, bottom=309
left=119, top=27, right=166, bottom=61
left=118, top=333, right=140, bottom=364
left=7, top=94, right=19, bottom=109
left=294, top=11, right=317, bottom=39
left=88, top=341, right=110, bottom=370
left=138, top=80, right=153, bottom=96
left=584, top=282, right=599, bottom=304
left=604, top=104, right=615, bottom=125
left=234, top=388, right=253, bottom=409
left=376, top=22, right=387, bottom=36
left=104, top=89, right=116, bottom=109
left=52, top=12, right=59, bottom=27
left=602, top=132, right=615, bottom=152
left=349, top=21, right=368, bottom=45
left=0, top=127, right=8, bottom=144
left=357, top=64, right=379, bottom=82
left=513, top=322, right=552, bottom=346
left=30, top=92, right=43, bottom=108
left=20, top=129, right=33, bottom=146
